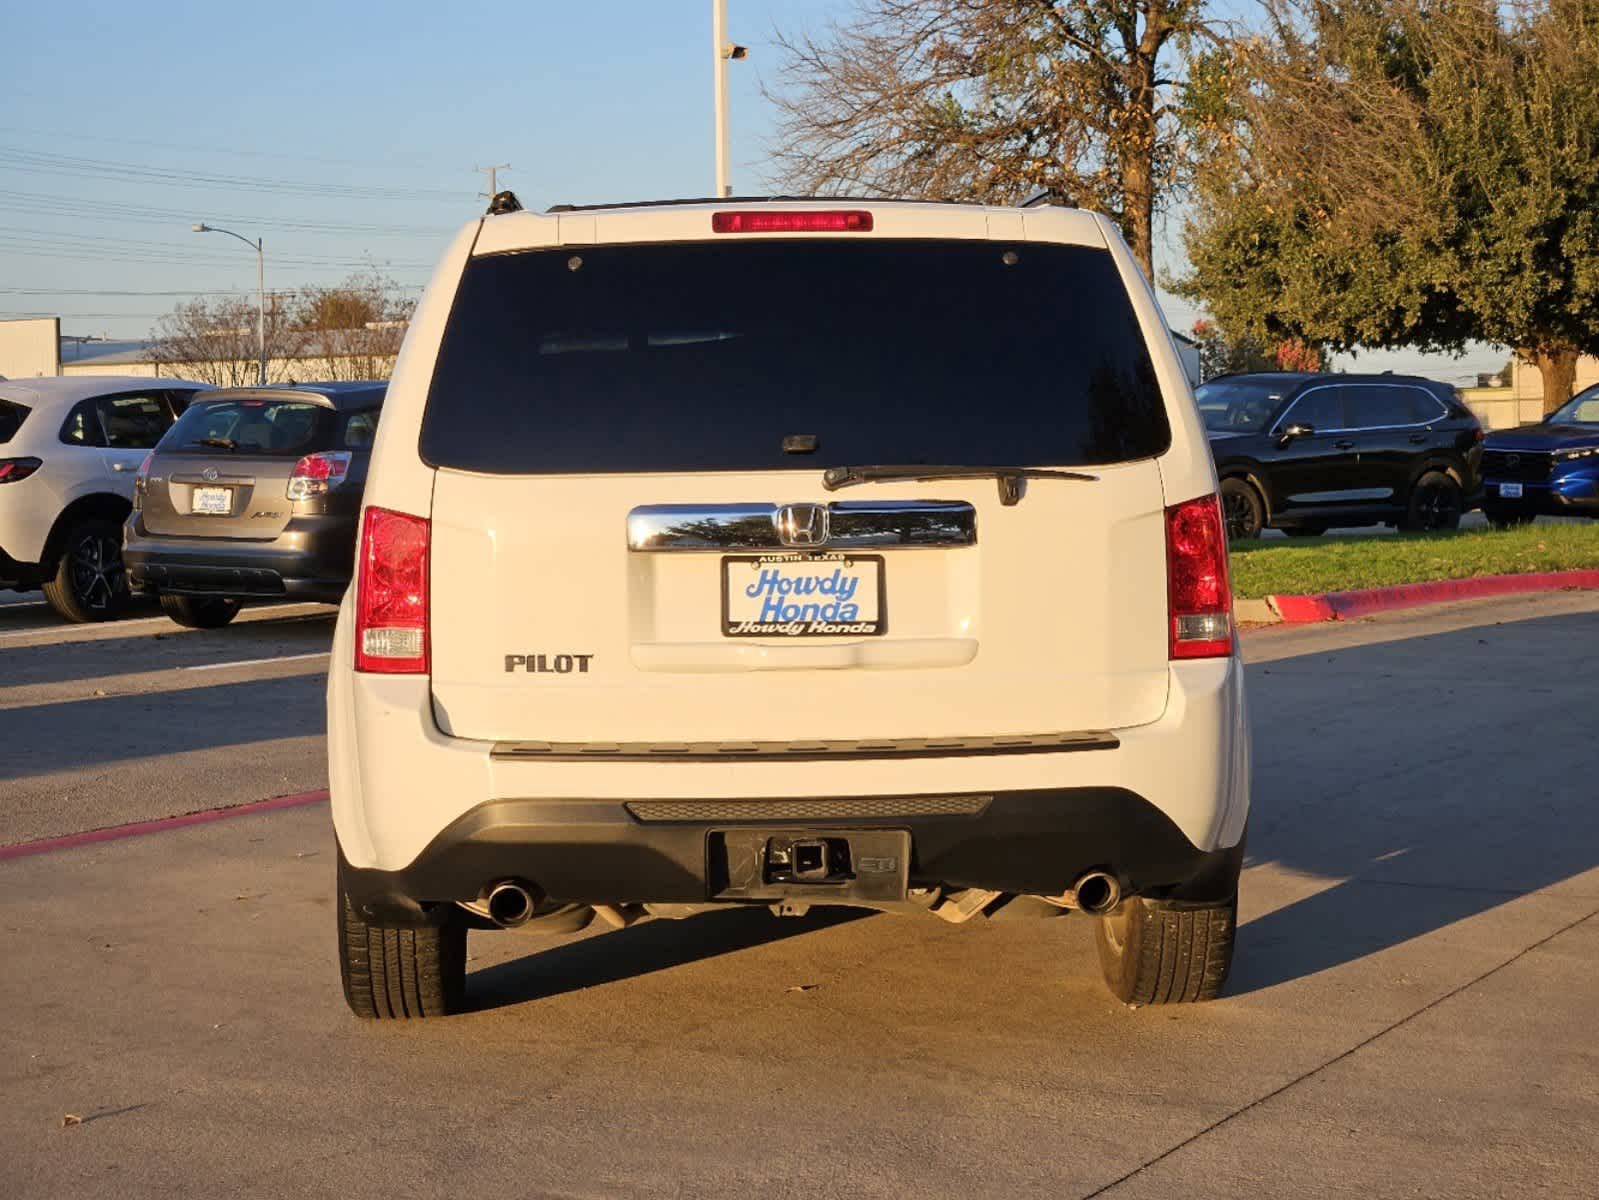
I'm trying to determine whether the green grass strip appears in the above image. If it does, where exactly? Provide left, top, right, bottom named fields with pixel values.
left=1229, top=523, right=1599, bottom=600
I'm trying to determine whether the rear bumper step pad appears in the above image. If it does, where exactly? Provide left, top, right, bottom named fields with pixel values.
left=490, top=731, right=1118, bottom=764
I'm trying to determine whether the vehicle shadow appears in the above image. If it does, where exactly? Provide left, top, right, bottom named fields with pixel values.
left=466, top=907, right=870, bottom=1011
left=0, top=674, right=327, bottom=780
left=0, top=611, right=335, bottom=690
left=1228, top=608, right=1599, bottom=994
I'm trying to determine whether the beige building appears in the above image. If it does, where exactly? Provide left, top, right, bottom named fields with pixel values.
left=0, top=317, right=397, bottom=384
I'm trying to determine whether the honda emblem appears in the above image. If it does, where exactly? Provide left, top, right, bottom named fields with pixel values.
left=775, top=503, right=829, bottom=548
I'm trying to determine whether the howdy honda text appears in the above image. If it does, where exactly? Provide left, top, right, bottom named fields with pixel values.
left=723, top=553, right=885, bottom=637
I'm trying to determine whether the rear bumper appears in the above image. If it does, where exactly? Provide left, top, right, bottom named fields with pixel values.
left=0, top=544, right=44, bottom=589
left=340, top=787, right=1247, bottom=923
left=329, top=596, right=1252, bottom=911
left=123, top=514, right=354, bottom=603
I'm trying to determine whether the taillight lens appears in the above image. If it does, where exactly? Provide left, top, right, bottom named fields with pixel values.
left=287, top=451, right=352, bottom=500
left=131, top=452, right=154, bottom=510
left=354, top=506, right=429, bottom=674
left=0, top=457, right=42, bottom=484
left=711, top=210, right=873, bottom=234
left=1166, top=494, right=1234, bottom=659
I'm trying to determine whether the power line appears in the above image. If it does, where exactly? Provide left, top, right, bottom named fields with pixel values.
left=0, top=145, right=470, bottom=202
left=0, top=125, right=468, bottom=176
left=0, top=190, right=455, bottom=236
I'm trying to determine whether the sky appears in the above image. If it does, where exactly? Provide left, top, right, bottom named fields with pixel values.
left=5, top=0, right=1503, bottom=382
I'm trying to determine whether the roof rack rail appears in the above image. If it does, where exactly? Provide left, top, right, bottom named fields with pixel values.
left=487, top=190, right=523, bottom=216
left=1019, top=188, right=1072, bottom=208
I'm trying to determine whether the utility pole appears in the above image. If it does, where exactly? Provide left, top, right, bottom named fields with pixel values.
left=475, top=163, right=512, bottom=200
left=712, top=0, right=748, bottom=198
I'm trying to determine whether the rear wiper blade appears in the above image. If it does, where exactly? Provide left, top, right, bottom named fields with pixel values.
left=192, top=437, right=236, bottom=451
left=821, top=464, right=1097, bottom=506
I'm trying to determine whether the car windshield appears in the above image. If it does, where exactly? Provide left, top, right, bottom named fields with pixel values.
left=1548, top=385, right=1599, bottom=425
left=1193, top=379, right=1289, bottom=433
left=163, top=399, right=333, bottom=456
left=419, top=240, right=1170, bottom=474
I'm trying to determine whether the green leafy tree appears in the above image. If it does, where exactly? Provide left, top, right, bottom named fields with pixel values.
left=766, top=0, right=1216, bottom=280
left=1182, top=0, right=1599, bottom=413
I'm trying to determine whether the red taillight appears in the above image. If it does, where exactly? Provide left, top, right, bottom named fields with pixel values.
left=287, top=451, right=352, bottom=500
left=354, top=506, right=429, bottom=674
left=1166, top=494, right=1234, bottom=659
left=711, top=209, right=873, bottom=234
left=0, top=457, right=42, bottom=484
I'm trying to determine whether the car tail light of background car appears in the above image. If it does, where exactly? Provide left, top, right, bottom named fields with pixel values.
left=0, top=457, right=42, bottom=484
left=1166, top=494, right=1234, bottom=659
left=354, top=506, right=429, bottom=674
left=131, top=452, right=154, bottom=510
left=287, top=451, right=353, bottom=500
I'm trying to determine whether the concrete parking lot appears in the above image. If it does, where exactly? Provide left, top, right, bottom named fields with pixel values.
left=2, top=592, right=1596, bottom=1198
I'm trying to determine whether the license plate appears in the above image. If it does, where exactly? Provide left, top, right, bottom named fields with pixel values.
left=722, top=553, right=885, bottom=637
left=191, top=486, right=233, bottom=514
left=1499, top=482, right=1524, bottom=499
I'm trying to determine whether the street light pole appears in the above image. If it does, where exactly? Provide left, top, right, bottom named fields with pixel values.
left=193, top=223, right=267, bottom=386
left=712, top=1, right=747, bottom=198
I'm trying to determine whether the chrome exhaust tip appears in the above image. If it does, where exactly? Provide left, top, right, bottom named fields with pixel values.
left=485, top=880, right=538, bottom=929
left=1072, top=870, right=1122, bottom=915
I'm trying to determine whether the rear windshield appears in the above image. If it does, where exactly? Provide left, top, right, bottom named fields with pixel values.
left=420, top=240, right=1169, bottom=474
left=162, top=398, right=358, bottom=457
left=0, top=400, right=28, bottom=445
left=1194, top=378, right=1292, bottom=433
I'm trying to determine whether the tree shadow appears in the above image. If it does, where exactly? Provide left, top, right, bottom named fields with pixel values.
left=466, top=906, right=871, bottom=1011
left=1228, top=607, right=1599, bottom=994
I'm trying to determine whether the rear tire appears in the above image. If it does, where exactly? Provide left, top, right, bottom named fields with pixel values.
left=1219, top=477, right=1264, bottom=541
left=159, top=594, right=242, bottom=628
left=1095, top=894, right=1237, bottom=1005
left=42, top=517, right=130, bottom=623
left=338, top=865, right=466, bottom=1019
left=1483, top=505, right=1532, bottom=530
left=1403, top=471, right=1463, bottom=532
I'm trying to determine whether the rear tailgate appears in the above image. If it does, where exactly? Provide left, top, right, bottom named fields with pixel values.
left=142, top=394, right=338, bottom=539
left=428, top=466, right=1169, bottom=743
left=419, top=224, right=1178, bottom=745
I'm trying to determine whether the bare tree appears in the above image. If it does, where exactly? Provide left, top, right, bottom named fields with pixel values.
left=149, top=294, right=302, bottom=387
left=292, top=269, right=417, bottom=381
left=765, top=0, right=1211, bottom=278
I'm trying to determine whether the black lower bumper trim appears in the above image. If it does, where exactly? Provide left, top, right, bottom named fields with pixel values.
left=341, top=788, right=1245, bottom=923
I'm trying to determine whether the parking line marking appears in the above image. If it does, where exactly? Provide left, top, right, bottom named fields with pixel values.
left=0, top=789, right=329, bottom=863
left=180, top=651, right=331, bottom=671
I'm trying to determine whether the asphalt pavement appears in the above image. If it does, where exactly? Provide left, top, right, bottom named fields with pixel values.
left=1, top=592, right=1596, bottom=1198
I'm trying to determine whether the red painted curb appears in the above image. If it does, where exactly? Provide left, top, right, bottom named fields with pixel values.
left=0, top=789, right=330, bottom=863
left=1269, top=569, right=1599, bottom=624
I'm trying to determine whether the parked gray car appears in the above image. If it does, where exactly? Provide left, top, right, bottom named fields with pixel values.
left=123, top=381, right=384, bottom=627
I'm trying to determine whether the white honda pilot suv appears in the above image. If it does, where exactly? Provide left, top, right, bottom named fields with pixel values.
left=328, top=197, right=1249, bottom=1018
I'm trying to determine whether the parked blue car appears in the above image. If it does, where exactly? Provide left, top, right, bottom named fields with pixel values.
left=1481, top=384, right=1599, bottom=527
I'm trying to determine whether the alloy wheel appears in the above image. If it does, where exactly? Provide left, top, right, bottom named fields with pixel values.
left=69, top=531, right=126, bottom=613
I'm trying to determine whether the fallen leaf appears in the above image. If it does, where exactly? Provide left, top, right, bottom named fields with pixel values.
left=60, top=1113, right=82, bottom=1128
left=786, top=984, right=819, bottom=994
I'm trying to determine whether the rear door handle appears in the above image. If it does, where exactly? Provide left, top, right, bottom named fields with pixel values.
left=1408, top=434, right=1427, bottom=444
left=111, top=462, right=130, bottom=472
left=1334, top=439, right=1356, bottom=451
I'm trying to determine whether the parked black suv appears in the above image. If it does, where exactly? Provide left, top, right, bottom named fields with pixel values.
left=1197, top=373, right=1483, bottom=538
left=123, top=381, right=383, bottom=627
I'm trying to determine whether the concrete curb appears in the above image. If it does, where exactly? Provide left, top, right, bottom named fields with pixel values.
left=1252, top=569, right=1599, bottom=625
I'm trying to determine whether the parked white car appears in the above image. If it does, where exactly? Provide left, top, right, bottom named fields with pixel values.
left=328, top=197, right=1250, bottom=1017
left=0, top=376, right=204, bottom=621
